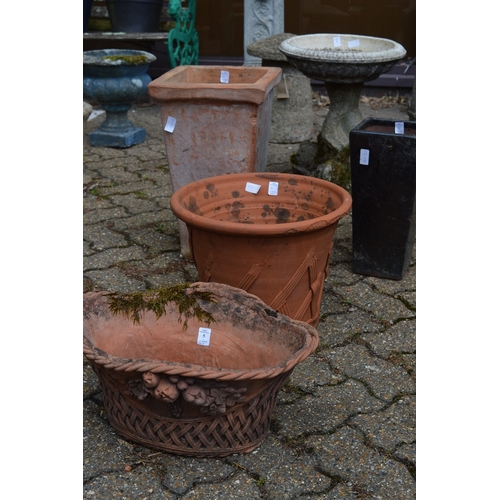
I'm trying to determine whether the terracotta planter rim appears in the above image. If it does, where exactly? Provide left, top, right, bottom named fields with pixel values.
left=170, top=172, right=352, bottom=237
left=149, top=65, right=282, bottom=105
left=83, top=283, right=318, bottom=381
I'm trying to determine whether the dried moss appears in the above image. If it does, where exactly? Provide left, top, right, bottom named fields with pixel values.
left=102, top=54, right=151, bottom=65
left=107, top=283, right=216, bottom=329
left=313, top=135, right=352, bottom=192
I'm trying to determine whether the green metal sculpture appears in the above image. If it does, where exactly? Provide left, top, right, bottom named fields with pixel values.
left=167, top=0, right=199, bottom=67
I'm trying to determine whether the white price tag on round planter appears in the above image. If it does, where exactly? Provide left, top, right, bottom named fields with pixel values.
left=197, top=327, right=211, bottom=346
left=245, top=182, right=261, bottom=194
left=220, top=70, right=230, bottom=83
left=164, top=116, right=176, bottom=133
left=268, top=182, right=279, bottom=196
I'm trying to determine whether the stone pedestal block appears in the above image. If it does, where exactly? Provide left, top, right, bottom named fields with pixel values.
left=247, top=33, right=313, bottom=143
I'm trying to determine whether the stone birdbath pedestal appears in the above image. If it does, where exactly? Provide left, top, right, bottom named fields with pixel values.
left=279, top=34, right=406, bottom=190
left=83, top=49, right=157, bottom=148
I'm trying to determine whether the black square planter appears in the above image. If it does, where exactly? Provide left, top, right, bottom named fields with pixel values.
left=349, top=118, right=416, bottom=280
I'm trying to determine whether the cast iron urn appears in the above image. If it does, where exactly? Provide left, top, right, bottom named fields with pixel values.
left=83, top=49, right=157, bottom=148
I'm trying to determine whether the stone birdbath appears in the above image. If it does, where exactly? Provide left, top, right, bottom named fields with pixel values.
left=279, top=34, right=406, bottom=190
left=83, top=49, right=157, bottom=148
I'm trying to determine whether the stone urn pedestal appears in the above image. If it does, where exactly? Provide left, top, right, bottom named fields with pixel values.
left=247, top=33, right=314, bottom=144
left=83, top=282, right=318, bottom=457
left=148, top=65, right=282, bottom=259
left=279, top=34, right=406, bottom=191
left=83, top=49, right=157, bottom=148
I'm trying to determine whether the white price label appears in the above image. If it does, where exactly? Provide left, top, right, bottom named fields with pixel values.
left=164, top=116, right=177, bottom=133
left=245, top=182, right=261, bottom=194
left=268, top=182, right=279, bottom=196
left=348, top=39, right=360, bottom=48
left=395, top=122, right=405, bottom=134
left=220, top=70, right=230, bottom=83
left=360, top=149, right=370, bottom=165
left=197, top=327, right=211, bottom=346
left=333, top=36, right=341, bottom=47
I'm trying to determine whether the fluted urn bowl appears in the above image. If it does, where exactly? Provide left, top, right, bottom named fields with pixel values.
left=279, top=34, right=406, bottom=84
left=83, top=49, right=156, bottom=147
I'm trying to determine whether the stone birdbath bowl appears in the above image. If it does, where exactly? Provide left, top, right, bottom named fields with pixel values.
left=279, top=34, right=406, bottom=189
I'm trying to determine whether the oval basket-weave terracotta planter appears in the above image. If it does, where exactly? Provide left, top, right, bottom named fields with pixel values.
left=170, top=172, right=352, bottom=327
left=83, top=282, right=318, bottom=457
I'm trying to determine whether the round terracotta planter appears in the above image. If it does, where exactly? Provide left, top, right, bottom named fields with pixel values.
left=83, top=282, right=318, bottom=457
left=170, top=172, right=352, bottom=327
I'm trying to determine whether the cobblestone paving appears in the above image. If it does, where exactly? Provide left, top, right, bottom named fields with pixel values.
left=84, top=94, right=415, bottom=499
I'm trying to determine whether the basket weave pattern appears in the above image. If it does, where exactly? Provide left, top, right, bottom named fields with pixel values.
left=93, top=364, right=289, bottom=457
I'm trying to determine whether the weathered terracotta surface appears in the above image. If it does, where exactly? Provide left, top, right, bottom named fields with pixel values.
left=170, top=172, right=352, bottom=327
left=83, top=282, right=318, bottom=457
left=148, top=66, right=282, bottom=259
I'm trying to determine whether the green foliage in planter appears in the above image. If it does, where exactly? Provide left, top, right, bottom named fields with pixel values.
left=88, top=18, right=112, bottom=31
left=107, top=283, right=216, bottom=329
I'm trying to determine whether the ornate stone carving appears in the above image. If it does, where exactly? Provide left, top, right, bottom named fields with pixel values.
left=244, top=0, right=284, bottom=66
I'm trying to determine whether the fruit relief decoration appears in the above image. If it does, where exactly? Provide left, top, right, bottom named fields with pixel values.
left=126, top=372, right=248, bottom=417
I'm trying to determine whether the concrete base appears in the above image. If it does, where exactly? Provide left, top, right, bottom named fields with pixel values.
left=89, top=126, right=146, bottom=148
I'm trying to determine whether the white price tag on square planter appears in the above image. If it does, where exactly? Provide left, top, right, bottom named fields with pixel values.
left=348, top=39, right=360, bottom=48
left=197, top=327, right=211, bottom=346
left=268, top=182, right=279, bottom=196
left=164, top=116, right=176, bottom=133
left=395, top=122, right=405, bottom=134
left=360, top=149, right=370, bottom=165
left=245, top=182, right=261, bottom=194
left=333, top=36, right=342, bottom=47
left=220, top=70, right=230, bottom=83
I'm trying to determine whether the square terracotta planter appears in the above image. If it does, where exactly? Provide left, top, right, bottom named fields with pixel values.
left=349, top=118, right=416, bottom=280
left=148, top=65, right=282, bottom=259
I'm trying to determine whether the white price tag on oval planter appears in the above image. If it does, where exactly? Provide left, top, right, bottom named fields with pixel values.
left=220, top=70, right=230, bottom=83
left=333, top=36, right=342, bottom=47
left=197, top=327, right=211, bottom=346
left=348, top=39, right=360, bottom=48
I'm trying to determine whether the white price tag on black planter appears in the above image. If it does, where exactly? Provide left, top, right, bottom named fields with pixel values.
left=395, top=122, right=405, bottom=134
left=197, top=327, right=211, bottom=346
left=220, top=70, right=230, bottom=83
left=360, top=149, right=370, bottom=165
left=164, top=116, right=176, bottom=133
